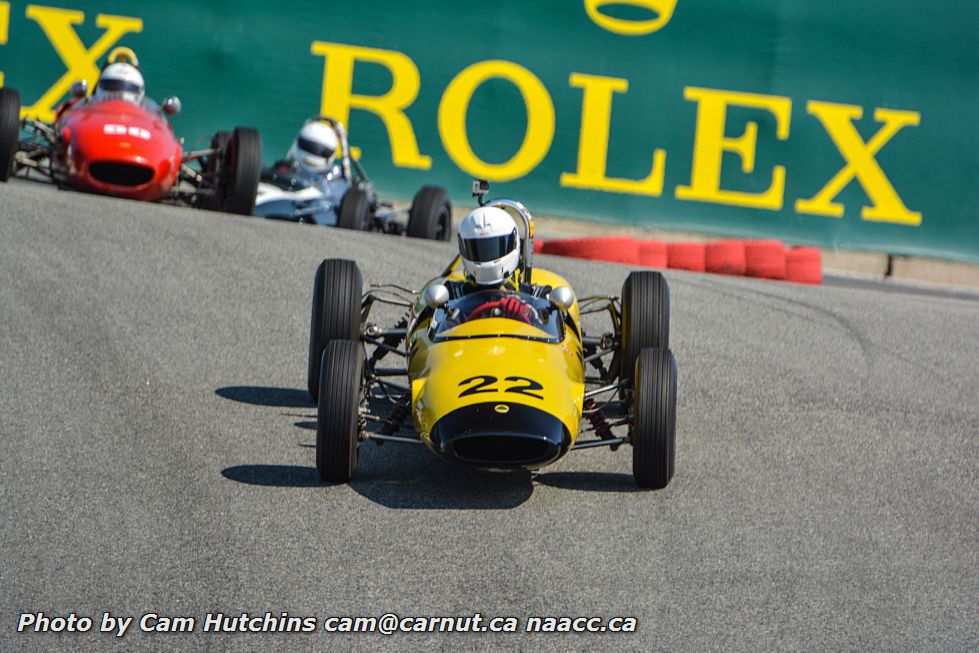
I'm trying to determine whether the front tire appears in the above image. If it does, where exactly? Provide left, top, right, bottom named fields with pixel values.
left=407, top=185, right=452, bottom=241
left=0, top=88, right=22, bottom=182
left=316, top=340, right=364, bottom=483
left=338, top=187, right=370, bottom=230
left=619, top=270, right=669, bottom=388
left=632, top=348, right=677, bottom=488
left=308, top=259, right=363, bottom=402
left=221, top=127, right=262, bottom=215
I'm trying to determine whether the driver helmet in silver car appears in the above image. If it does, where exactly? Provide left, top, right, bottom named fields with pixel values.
left=288, top=120, right=339, bottom=173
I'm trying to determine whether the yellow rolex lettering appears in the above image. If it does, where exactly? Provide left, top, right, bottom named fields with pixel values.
left=310, top=40, right=430, bottom=170
left=676, top=87, right=791, bottom=211
left=560, top=72, right=665, bottom=196
left=22, top=6, right=142, bottom=121
left=796, top=101, right=921, bottom=226
left=438, top=60, right=554, bottom=182
left=0, top=1, right=9, bottom=86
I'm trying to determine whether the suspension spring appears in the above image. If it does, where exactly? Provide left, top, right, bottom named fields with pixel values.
left=379, top=394, right=411, bottom=436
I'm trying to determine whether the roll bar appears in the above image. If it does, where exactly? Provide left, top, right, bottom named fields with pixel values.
left=105, top=46, right=140, bottom=68
left=472, top=178, right=536, bottom=285
left=483, top=196, right=535, bottom=286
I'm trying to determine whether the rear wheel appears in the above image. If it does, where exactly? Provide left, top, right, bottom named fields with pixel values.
left=308, top=259, right=363, bottom=402
left=0, top=88, right=22, bottom=182
left=338, top=187, right=370, bottom=230
left=619, top=270, right=669, bottom=388
left=316, top=340, right=364, bottom=483
left=407, top=185, right=452, bottom=241
left=220, top=127, right=262, bottom=215
left=632, top=348, right=677, bottom=488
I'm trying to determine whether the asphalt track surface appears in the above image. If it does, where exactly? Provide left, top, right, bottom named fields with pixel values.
left=1, top=179, right=976, bottom=652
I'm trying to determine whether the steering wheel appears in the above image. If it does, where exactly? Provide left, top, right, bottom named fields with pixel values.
left=467, top=296, right=536, bottom=325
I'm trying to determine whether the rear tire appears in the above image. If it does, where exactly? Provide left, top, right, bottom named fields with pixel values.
left=316, top=340, right=364, bottom=483
left=221, top=127, right=262, bottom=215
left=0, top=88, right=22, bottom=182
left=338, top=187, right=370, bottom=230
left=632, top=348, right=677, bottom=488
left=407, top=185, right=452, bottom=241
left=308, top=259, right=363, bottom=402
left=619, top=270, right=669, bottom=387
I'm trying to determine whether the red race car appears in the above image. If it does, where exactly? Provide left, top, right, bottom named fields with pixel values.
left=0, top=48, right=261, bottom=214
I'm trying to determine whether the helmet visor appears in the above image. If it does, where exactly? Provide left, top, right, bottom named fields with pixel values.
left=460, top=230, right=517, bottom=263
left=98, top=79, right=142, bottom=95
left=297, top=135, right=335, bottom=159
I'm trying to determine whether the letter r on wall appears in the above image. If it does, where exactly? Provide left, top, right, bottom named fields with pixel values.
left=311, top=40, right=431, bottom=169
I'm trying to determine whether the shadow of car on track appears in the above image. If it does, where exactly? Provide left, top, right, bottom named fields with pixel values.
left=220, top=452, right=534, bottom=510
left=221, top=464, right=322, bottom=487
left=351, top=443, right=535, bottom=510
left=216, top=386, right=314, bottom=408
left=217, top=385, right=643, bottom=507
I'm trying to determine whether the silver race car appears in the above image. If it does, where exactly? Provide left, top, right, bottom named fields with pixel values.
left=254, top=117, right=451, bottom=240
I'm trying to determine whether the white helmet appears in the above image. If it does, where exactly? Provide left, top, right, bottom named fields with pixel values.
left=288, top=120, right=339, bottom=173
left=458, top=206, right=520, bottom=286
left=95, top=63, right=145, bottom=103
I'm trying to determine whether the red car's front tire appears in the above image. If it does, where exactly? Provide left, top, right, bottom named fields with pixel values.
left=221, top=127, right=262, bottom=215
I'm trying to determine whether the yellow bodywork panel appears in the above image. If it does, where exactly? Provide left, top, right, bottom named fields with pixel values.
left=408, top=260, right=585, bottom=451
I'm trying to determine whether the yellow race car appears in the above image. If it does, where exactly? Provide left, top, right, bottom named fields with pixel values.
left=307, top=184, right=677, bottom=488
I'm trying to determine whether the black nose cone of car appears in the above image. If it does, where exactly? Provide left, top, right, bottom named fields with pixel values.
left=429, top=402, right=571, bottom=469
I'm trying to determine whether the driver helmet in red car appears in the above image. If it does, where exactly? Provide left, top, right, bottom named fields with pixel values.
left=287, top=120, right=339, bottom=173
left=94, top=62, right=145, bottom=104
left=457, top=206, right=520, bottom=287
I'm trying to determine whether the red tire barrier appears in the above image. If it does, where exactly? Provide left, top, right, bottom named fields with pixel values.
left=638, top=240, right=668, bottom=268
left=541, top=237, right=641, bottom=265
left=533, top=238, right=545, bottom=254
left=744, top=240, right=786, bottom=280
left=666, top=242, right=706, bottom=272
left=785, top=246, right=822, bottom=285
left=705, top=240, right=747, bottom=275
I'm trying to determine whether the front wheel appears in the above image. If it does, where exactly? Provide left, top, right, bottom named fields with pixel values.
left=631, top=347, right=677, bottom=489
left=338, top=187, right=370, bottom=230
left=308, top=259, right=363, bottom=402
left=220, top=127, right=262, bottom=215
left=619, top=270, right=669, bottom=389
left=0, top=88, right=22, bottom=182
left=316, top=340, right=364, bottom=483
left=407, top=185, right=452, bottom=241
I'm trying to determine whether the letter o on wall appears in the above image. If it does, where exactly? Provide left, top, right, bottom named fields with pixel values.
left=438, top=60, right=555, bottom=182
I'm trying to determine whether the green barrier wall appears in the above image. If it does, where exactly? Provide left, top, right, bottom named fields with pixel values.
left=2, top=1, right=976, bottom=261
